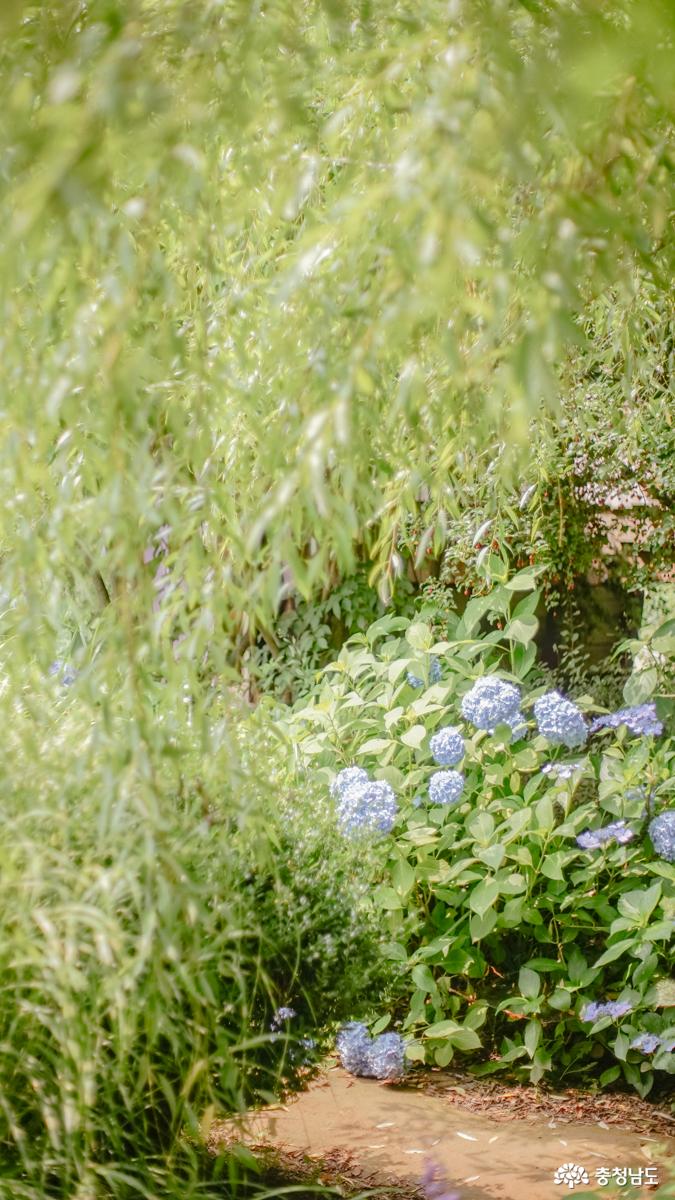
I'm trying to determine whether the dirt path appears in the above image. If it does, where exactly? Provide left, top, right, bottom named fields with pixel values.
left=213, top=1068, right=673, bottom=1199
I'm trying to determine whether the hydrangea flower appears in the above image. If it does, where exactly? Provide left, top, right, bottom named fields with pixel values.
left=429, top=726, right=464, bottom=766
left=581, top=1000, right=632, bottom=1022
left=590, top=703, right=663, bottom=738
left=648, top=810, right=675, bottom=863
left=330, top=766, right=369, bottom=798
left=368, top=1032, right=406, bottom=1080
left=630, top=1033, right=661, bottom=1054
left=336, top=1022, right=372, bottom=1075
left=460, top=676, right=522, bottom=734
left=336, top=1023, right=406, bottom=1080
left=576, top=821, right=635, bottom=850
left=336, top=779, right=398, bottom=836
left=542, top=761, right=583, bottom=780
left=534, top=690, right=587, bottom=748
left=428, top=770, right=465, bottom=806
left=407, top=656, right=442, bottom=689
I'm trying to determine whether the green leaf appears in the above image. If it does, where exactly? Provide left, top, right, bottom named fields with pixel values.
left=593, top=938, right=638, bottom=968
left=434, top=1042, right=455, bottom=1067
left=411, top=964, right=436, bottom=993
left=623, top=669, right=657, bottom=706
left=617, top=883, right=661, bottom=925
left=469, top=878, right=500, bottom=918
left=524, top=1019, right=541, bottom=1058
left=392, top=858, right=415, bottom=898
left=358, top=737, right=395, bottom=755
left=423, top=1019, right=461, bottom=1038
left=467, top=811, right=495, bottom=846
left=401, top=724, right=427, bottom=749
left=406, top=623, right=433, bottom=651
left=504, top=571, right=539, bottom=592
left=450, top=1027, right=482, bottom=1052
left=370, top=1014, right=391, bottom=1035
left=519, top=967, right=541, bottom=998
left=470, top=908, right=498, bottom=941
left=504, top=614, right=539, bottom=644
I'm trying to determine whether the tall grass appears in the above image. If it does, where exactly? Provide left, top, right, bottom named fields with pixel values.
left=0, top=680, right=385, bottom=1199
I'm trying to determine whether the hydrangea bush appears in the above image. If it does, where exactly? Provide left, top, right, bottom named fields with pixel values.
left=283, top=583, right=675, bottom=1097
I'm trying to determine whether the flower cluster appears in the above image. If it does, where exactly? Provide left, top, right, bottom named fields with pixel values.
left=581, top=1000, right=632, bottom=1022
left=630, top=1033, right=675, bottom=1054
left=460, top=676, right=522, bottom=735
left=590, top=703, right=663, bottom=738
left=576, top=821, right=634, bottom=850
left=534, top=691, right=587, bottom=748
left=336, top=1022, right=406, bottom=1080
left=335, top=774, right=398, bottom=836
left=428, top=770, right=465, bottom=806
left=429, top=726, right=464, bottom=766
left=407, top=656, right=442, bottom=689
left=648, top=811, right=675, bottom=863
left=330, top=766, right=369, bottom=798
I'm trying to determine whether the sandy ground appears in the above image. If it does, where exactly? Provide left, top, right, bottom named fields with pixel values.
left=213, top=1068, right=674, bottom=1200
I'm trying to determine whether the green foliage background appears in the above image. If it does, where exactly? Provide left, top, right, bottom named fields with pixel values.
left=0, top=0, right=673, bottom=1195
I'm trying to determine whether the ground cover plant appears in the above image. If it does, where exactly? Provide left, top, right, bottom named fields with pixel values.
left=283, top=580, right=675, bottom=1098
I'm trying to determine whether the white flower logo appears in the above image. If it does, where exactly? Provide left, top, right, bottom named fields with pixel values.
left=554, top=1163, right=590, bottom=1190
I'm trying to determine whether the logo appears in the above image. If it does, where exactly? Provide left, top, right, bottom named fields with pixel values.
left=554, top=1163, right=590, bottom=1190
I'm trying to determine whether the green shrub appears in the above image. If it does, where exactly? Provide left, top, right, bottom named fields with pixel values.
left=0, top=686, right=382, bottom=1199
left=283, top=586, right=675, bottom=1097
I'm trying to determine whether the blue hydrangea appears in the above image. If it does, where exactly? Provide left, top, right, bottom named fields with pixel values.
left=429, top=726, right=464, bottom=766
left=336, top=1022, right=372, bottom=1075
left=428, top=770, right=464, bottom=806
left=336, top=1023, right=406, bottom=1080
left=368, top=1032, right=406, bottom=1080
left=576, top=821, right=635, bottom=850
left=336, top=779, right=398, bottom=835
left=407, top=656, right=442, bottom=689
left=630, top=1033, right=661, bottom=1054
left=581, top=1000, right=632, bottom=1022
left=460, top=675, right=522, bottom=733
left=590, top=703, right=663, bottom=738
left=534, top=690, right=587, bottom=748
left=330, top=766, right=369, bottom=798
left=648, top=810, right=675, bottom=863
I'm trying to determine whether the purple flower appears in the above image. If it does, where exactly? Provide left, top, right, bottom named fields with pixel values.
left=270, top=1006, right=296, bottom=1030
left=581, top=1000, right=632, bottom=1022
left=429, top=726, right=464, bottom=766
left=336, top=1022, right=372, bottom=1075
left=420, top=1159, right=461, bottom=1200
left=576, top=821, right=635, bottom=851
left=630, top=1033, right=661, bottom=1054
left=590, top=703, right=663, bottom=738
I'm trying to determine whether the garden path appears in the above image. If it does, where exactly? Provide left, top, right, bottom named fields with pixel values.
left=215, top=1068, right=673, bottom=1200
